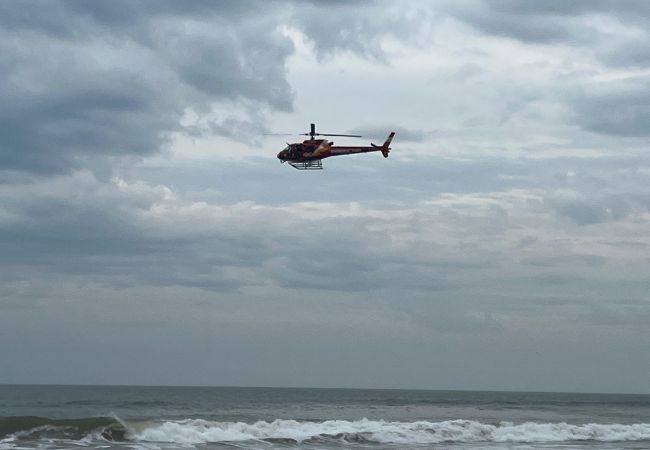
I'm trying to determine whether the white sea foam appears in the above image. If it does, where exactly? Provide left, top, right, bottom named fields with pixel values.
left=128, top=418, right=650, bottom=444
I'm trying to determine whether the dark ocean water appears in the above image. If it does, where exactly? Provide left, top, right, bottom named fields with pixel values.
left=1, top=385, right=649, bottom=450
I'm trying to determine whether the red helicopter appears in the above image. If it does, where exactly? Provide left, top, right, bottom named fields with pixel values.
left=274, top=123, right=395, bottom=170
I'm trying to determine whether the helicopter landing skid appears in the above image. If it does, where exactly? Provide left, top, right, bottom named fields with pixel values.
left=288, top=160, right=323, bottom=170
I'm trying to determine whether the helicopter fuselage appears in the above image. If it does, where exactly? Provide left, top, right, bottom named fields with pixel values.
left=277, top=135, right=393, bottom=164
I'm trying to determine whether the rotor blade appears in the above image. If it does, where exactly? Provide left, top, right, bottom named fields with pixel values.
left=264, top=133, right=295, bottom=136
left=299, top=133, right=363, bottom=137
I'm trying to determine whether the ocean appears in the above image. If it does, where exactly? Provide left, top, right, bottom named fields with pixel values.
left=1, top=385, right=649, bottom=450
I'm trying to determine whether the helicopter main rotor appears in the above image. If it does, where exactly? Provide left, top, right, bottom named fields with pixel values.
left=265, top=123, right=362, bottom=140
left=300, top=123, right=362, bottom=140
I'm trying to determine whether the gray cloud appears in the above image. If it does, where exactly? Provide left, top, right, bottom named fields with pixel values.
left=447, top=0, right=650, bottom=46
left=568, top=78, right=650, bottom=137
left=0, top=0, right=437, bottom=176
left=3, top=152, right=650, bottom=300
left=0, top=1, right=294, bottom=175
left=447, top=3, right=574, bottom=43
left=442, top=0, right=650, bottom=139
left=3, top=0, right=650, bottom=391
left=289, top=1, right=430, bottom=60
left=549, top=194, right=636, bottom=226
left=349, top=126, right=434, bottom=143
left=3, top=169, right=650, bottom=389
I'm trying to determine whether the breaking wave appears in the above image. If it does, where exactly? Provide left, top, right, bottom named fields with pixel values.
left=127, top=419, right=650, bottom=444
left=3, top=417, right=650, bottom=446
left=0, top=416, right=127, bottom=442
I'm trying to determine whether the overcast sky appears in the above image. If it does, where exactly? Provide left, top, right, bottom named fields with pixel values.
left=1, top=0, right=650, bottom=394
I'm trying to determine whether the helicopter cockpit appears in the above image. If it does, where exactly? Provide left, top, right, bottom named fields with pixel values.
left=277, top=145, right=291, bottom=162
left=277, top=143, right=306, bottom=162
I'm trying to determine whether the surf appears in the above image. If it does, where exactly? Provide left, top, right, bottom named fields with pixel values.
left=127, top=418, right=650, bottom=444
left=0, top=416, right=126, bottom=442
left=4, top=416, right=650, bottom=446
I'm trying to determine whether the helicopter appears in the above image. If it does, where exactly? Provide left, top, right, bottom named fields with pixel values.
left=273, top=123, right=395, bottom=170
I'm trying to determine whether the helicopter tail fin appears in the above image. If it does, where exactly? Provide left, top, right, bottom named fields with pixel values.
left=381, top=132, right=395, bottom=158
left=371, top=132, right=395, bottom=157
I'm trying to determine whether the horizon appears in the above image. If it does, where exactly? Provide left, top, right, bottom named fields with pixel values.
left=3, top=383, right=649, bottom=397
